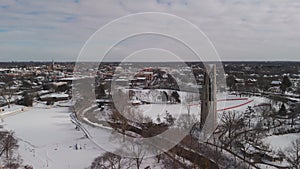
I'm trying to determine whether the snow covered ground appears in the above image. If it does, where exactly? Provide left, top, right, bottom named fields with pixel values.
left=137, top=103, right=200, bottom=122
left=0, top=100, right=181, bottom=168
left=136, top=92, right=270, bottom=123
left=1, top=102, right=105, bottom=169
left=0, top=91, right=290, bottom=168
left=263, top=133, right=300, bottom=151
left=0, top=104, right=26, bottom=120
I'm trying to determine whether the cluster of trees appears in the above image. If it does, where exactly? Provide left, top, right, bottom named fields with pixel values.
left=89, top=74, right=298, bottom=168
left=0, top=130, right=22, bottom=169
left=95, top=83, right=106, bottom=99
left=89, top=146, right=146, bottom=169
left=280, top=75, right=292, bottom=94
left=214, top=101, right=300, bottom=168
left=161, top=91, right=180, bottom=103
left=89, top=143, right=210, bottom=169
left=226, top=75, right=236, bottom=91
left=284, top=137, right=300, bottom=169
left=226, top=74, right=293, bottom=94
left=0, top=77, right=14, bottom=108
left=21, top=92, right=33, bottom=107
left=0, top=76, right=35, bottom=108
left=110, top=91, right=177, bottom=143
left=213, top=107, right=279, bottom=167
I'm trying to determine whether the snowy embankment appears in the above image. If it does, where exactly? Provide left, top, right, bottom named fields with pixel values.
left=0, top=105, right=27, bottom=120
left=1, top=102, right=106, bottom=169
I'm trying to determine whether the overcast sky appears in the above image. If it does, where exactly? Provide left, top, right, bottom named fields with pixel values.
left=0, top=0, right=299, bottom=62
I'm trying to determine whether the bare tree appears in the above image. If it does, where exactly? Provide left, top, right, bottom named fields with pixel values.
left=226, top=75, right=236, bottom=91
left=280, top=75, right=292, bottom=94
left=90, top=152, right=122, bottom=169
left=90, top=152, right=134, bottom=169
left=176, top=114, right=197, bottom=130
left=285, top=137, right=300, bottom=169
left=164, top=111, right=176, bottom=126
left=0, top=76, right=14, bottom=108
left=0, top=82, right=14, bottom=108
left=110, top=110, right=128, bottom=143
left=0, top=131, right=21, bottom=169
left=0, top=131, right=19, bottom=158
left=130, top=142, right=146, bottom=169
left=2, top=152, right=22, bottom=169
left=110, top=90, right=151, bottom=142
left=219, top=111, right=244, bottom=149
left=183, top=92, right=199, bottom=116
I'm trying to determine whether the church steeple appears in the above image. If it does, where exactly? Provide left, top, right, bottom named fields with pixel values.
left=51, top=59, right=55, bottom=71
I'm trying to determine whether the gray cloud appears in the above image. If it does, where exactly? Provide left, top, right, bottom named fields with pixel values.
left=0, top=0, right=299, bottom=61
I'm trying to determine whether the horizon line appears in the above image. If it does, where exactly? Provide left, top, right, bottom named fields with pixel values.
left=1, top=60, right=300, bottom=63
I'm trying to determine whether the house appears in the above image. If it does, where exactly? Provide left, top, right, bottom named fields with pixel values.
left=0, top=68, right=10, bottom=75
left=144, top=72, right=154, bottom=81
left=247, top=78, right=257, bottom=84
left=235, top=78, right=245, bottom=85
left=40, top=93, right=69, bottom=102
left=268, top=86, right=281, bottom=93
left=271, top=80, right=281, bottom=86
left=131, top=100, right=142, bottom=105
left=114, top=78, right=128, bottom=86
left=136, top=77, right=147, bottom=87
left=0, top=82, right=5, bottom=88
left=290, top=78, right=300, bottom=88
left=43, top=82, right=69, bottom=92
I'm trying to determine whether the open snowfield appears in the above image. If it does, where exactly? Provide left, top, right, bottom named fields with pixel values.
left=1, top=102, right=166, bottom=169
left=136, top=92, right=270, bottom=122
left=263, top=133, right=300, bottom=151
left=1, top=102, right=105, bottom=169
left=0, top=92, right=283, bottom=168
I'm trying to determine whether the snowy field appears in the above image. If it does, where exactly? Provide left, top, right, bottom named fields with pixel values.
left=1, top=102, right=167, bottom=169
left=0, top=92, right=285, bottom=168
left=1, top=102, right=105, bottom=169
left=263, top=133, right=300, bottom=151
left=135, top=91, right=270, bottom=123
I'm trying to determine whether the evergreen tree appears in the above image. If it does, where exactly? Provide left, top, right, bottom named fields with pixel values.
left=278, top=104, right=287, bottom=116
left=226, top=75, right=236, bottom=91
left=171, top=91, right=180, bottom=103
left=23, top=92, right=33, bottom=107
left=162, top=91, right=169, bottom=102
left=257, top=77, right=271, bottom=92
left=164, top=111, right=175, bottom=125
left=96, top=83, right=106, bottom=98
left=280, top=76, right=292, bottom=94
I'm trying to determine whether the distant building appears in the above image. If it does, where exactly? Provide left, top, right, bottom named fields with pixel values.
left=40, top=93, right=69, bottom=102
left=235, top=78, right=245, bottom=85
left=290, top=78, right=300, bottom=88
left=114, top=78, right=129, bottom=86
left=271, top=80, right=281, bottom=86
left=143, top=72, right=153, bottom=81
left=0, top=82, right=6, bottom=88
